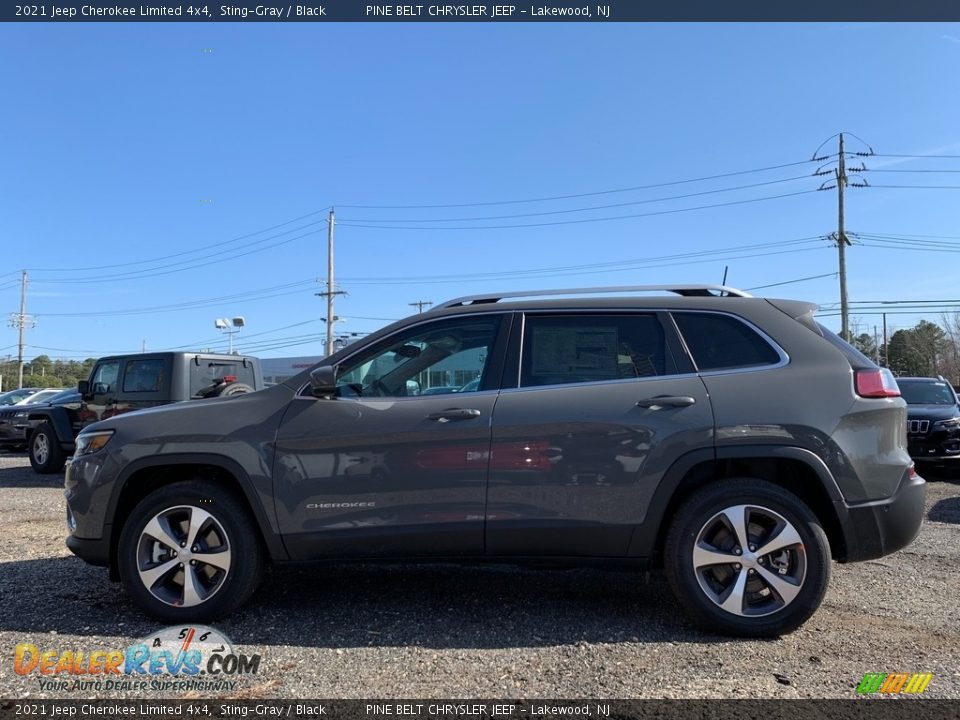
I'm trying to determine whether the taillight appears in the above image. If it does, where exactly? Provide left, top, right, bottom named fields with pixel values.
left=223, top=375, right=237, bottom=383
left=855, top=368, right=901, bottom=398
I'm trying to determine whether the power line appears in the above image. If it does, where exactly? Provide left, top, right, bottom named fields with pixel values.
left=872, top=153, right=960, bottom=160
left=744, top=273, right=838, bottom=291
left=36, top=279, right=318, bottom=318
left=339, top=175, right=814, bottom=224
left=337, top=237, right=826, bottom=284
left=866, top=168, right=960, bottom=173
left=27, top=208, right=330, bottom=274
left=337, top=158, right=826, bottom=210
left=338, top=190, right=821, bottom=231
left=33, top=227, right=323, bottom=285
left=868, top=184, right=960, bottom=190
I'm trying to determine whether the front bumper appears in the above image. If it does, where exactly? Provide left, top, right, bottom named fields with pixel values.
left=907, top=427, right=960, bottom=461
left=64, top=451, right=115, bottom=567
left=65, top=532, right=111, bottom=567
left=836, top=466, right=926, bottom=562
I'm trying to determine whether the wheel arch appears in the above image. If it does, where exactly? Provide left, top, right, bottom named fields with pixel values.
left=630, top=446, right=848, bottom=563
left=107, top=454, right=287, bottom=580
left=27, top=408, right=74, bottom=445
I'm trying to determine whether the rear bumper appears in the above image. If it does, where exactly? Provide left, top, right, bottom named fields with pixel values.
left=837, top=467, right=926, bottom=562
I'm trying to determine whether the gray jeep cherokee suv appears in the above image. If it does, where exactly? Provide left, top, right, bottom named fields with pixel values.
left=64, top=285, right=925, bottom=637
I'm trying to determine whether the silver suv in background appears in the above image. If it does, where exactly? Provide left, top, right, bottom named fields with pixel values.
left=64, top=285, right=924, bottom=637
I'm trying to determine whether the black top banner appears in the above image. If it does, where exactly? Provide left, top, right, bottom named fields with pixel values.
left=5, top=0, right=960, bottom=22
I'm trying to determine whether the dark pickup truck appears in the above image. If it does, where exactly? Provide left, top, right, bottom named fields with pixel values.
left=27, top=352, right=263, bottom=474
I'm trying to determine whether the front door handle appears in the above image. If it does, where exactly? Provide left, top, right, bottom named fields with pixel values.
left=427, top=408, right=482, bottom=422
left=636, top=395, right=696, bottom=409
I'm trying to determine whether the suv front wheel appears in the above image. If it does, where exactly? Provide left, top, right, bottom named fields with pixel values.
left=29, top=422, right=66, bottom=474
left=118, top=480, right=263, bottom=622
left=664, top=478, right=830, bottom=637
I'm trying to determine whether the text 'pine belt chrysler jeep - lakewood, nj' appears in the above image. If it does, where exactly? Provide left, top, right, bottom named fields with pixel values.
left=63, top=285, right=925, bottom=637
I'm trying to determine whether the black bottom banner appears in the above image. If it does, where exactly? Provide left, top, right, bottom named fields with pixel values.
left=2, top=700, right=959, bottom=720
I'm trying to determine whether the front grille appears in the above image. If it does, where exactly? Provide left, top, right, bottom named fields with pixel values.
left=908, top=419, right=930, bottom=434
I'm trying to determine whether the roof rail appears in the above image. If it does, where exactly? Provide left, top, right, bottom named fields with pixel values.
left=434, top=284, right=753, bottom=310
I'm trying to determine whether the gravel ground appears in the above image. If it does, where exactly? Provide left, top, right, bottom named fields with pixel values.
left=1, top=452, right=958, bottom=700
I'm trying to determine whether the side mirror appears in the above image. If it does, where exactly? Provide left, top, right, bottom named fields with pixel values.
left=77, top=380, right=89, bottom=394
left=309, top=365, right=337, bottom=398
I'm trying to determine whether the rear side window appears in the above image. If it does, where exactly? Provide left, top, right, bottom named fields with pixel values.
left=521, top=314, right=666, bottom=388
left=674, top=312, right=780, bottom=372
left=122, top=359, right=166, bottom=393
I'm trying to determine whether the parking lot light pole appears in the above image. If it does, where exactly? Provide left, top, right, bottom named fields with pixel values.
left=215, top=316, right=245, bottom=354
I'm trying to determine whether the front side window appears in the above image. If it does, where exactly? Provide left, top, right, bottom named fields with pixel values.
left=335, top=316, right=501, bottom=398
left=520, top=314, right=666, bottom=388
left=90, top=361, right=120, bottom=394
left=673, top=312, right=781, bottom=372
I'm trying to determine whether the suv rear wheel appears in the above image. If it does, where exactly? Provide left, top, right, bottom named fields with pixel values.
left=664, top=478, right=830, bottom=637
left=117, top=480, right=263, bottom=622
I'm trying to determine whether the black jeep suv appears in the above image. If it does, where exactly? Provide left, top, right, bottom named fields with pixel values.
left=897, top=376, right=960, bottom=468
left=64, top=285, right=925, bottom=637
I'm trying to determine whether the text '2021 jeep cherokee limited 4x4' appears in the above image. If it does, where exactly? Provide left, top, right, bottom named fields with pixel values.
left=64, top=285, right=925, bottom=637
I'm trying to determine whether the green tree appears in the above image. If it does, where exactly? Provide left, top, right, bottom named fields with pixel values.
left=852, top=333, right=877, bottom=361
left=887, top=320, right=948, bottom=377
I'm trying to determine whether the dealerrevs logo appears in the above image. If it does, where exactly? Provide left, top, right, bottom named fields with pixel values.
left=13, top=626, right=261, bottom=693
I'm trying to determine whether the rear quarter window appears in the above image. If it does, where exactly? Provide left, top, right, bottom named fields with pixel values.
left=673, top=312, right=781, bottom=372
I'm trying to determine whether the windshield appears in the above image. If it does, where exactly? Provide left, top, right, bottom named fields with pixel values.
left=898, top=380, right=957, bottom=405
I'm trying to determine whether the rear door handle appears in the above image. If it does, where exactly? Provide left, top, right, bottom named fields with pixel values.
left=636, top=395, right=696, bottom=409
left=427, top=408, right=482, bottom=422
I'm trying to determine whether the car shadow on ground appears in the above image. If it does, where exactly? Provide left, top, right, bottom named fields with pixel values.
left=0, top=556, right=717, bottom=648
left=928, top=497, right=960, bottom=524
left=0, top=460, right=62, bottom=488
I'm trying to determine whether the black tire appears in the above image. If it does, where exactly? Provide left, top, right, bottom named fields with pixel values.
left=28, top=422, right=67, bottom=474
left=215, top=382, right=254, bottom=397
left=663, top=478, right=831, bottom=638
left=117, top=480, right=264, bottom=622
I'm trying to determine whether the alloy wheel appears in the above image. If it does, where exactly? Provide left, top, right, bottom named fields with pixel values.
left=135, top=505, right=232, bottom=608
left=692, top=504, right=806, bottom=617
left=33, top=433, right=49, bottom=465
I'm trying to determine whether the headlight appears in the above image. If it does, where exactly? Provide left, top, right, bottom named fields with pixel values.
left=13, top=411, right=27, bottom=420
left=933, top=418, right=960, bottom=430
left=74, top=430, right=114, bottom=456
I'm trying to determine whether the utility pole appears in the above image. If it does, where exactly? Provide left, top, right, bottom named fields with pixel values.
left=882, top=312, right=888, bottom=367
left=7, top=271, right=35, bottom=389
left=409, top=300, right=433, bottom=314
left=836, top=133, right=851, bottom=342
left=315, top=208, right=346, bottom=357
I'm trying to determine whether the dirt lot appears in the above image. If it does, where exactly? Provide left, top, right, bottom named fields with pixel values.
left=1, top=452, right=958, bottom=700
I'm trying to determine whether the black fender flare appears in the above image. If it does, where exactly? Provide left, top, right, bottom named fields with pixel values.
left=27, top=407, right=74, bottom=446
left=108, top=452, right=288, bottom=563
left=627, top=445, right=843, bottom=558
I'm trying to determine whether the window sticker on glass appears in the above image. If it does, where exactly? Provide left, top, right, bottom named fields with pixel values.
left=531, top=326, right=620, bottom=382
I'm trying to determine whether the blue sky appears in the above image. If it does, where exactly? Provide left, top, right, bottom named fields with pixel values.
left=2, top=23, right=960, bottom=362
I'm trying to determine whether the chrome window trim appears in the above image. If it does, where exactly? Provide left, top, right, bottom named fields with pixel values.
left=510, top=307, right=789, bottom=391
left=668, top=309, right=790, bottom=376
left=500, top=372, right=702, bottom=395
left=296, top=309, right=508, bottom=398
left=513, top=308, right=675, bottom=390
